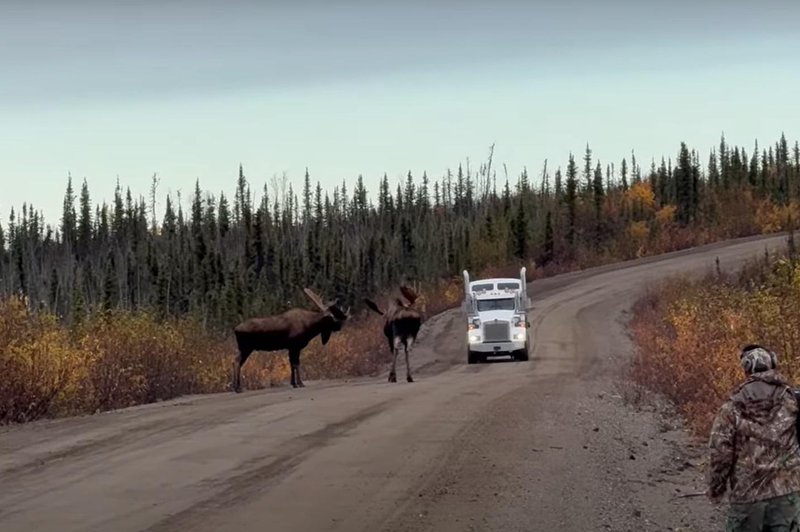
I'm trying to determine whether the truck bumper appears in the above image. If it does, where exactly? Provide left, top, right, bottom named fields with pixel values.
left=469, top=340, right=526, bottom=354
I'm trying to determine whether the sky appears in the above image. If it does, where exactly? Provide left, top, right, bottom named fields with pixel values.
left=2, top=0, right=799, bottom=225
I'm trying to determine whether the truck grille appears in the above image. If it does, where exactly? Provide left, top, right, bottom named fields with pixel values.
left=483, top=321, right=510, bottom=342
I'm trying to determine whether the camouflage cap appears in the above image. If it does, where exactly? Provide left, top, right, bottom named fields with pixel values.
left=740, top=345, right=778, bottom=374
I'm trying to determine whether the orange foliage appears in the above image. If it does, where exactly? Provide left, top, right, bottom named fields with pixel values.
left=630, top=257, right=800, bottom=437
left=755, top=200, right=800, bottom=234
left=654, top=205, right=677, bottom=226
left=625, top=182, right=656, bottom=211
left=628, top=220, right=649, bottom=241
left=0, top=277, right=468, bottom=424
left=0, top=297, right=247, bottom=423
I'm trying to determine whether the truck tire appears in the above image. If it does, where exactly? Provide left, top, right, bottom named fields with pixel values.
left=516, top=343, right=530, bottom=362
left=468, top=350, right=480, bottom=364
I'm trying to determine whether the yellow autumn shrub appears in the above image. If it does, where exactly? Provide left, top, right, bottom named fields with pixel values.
left=0, top=302, right=283, bottom=422
left=631, top=256, right=800, bottom=437
left=625, top=181, right=656, bottom=212
left=628, top=220, right=649, bottom=241
left=0, top=296, right=89, bottom=422
left=755, top=200, right=800, bottom=234
left=0, top=276, right=468, bottom=424
left=655, top=205, right=677, bottom=226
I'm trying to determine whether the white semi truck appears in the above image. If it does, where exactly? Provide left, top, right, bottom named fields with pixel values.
left=462, top=267, right=531, bottom=364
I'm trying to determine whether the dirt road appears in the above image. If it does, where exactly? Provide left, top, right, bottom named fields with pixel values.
left=0, top=234, right=788, bottom=532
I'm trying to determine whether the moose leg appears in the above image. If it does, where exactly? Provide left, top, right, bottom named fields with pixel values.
left=294, top=350, right=305, bottom=388
left=233, top=349, right=253, bottom=393
left=289, top=351, right=297, bottom=388
left=404, top=337, right=414, bottom=383
left=389, top=337, right=401, bottom=383
left=289, top=350, right=304, bottom=388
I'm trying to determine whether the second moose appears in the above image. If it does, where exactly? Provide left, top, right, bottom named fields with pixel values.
left=365, top=284, right=424, bottom=383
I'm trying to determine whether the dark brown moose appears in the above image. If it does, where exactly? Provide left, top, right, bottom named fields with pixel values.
left=232, top=288, right=350, bottom=392
left=364, top=284, right=424, bottom=383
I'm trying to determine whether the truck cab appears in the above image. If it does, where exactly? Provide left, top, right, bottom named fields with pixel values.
left=462, top=268, right=531, bottom=364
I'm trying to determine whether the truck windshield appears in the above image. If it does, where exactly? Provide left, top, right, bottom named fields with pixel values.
left=477, top=298, right=516, bottom=312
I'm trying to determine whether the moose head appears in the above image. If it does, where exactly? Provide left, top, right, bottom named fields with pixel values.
left=302, top=287, right=351, bottom=344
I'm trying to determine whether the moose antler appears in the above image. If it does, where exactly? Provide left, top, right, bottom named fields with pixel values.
left=305, top=290, right=350, bottom=321
left=303, top=288, right=328, bottom=312
left=399, top=284, right=419, bottom=306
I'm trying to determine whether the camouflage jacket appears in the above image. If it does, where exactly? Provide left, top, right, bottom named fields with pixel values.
left=708, top=370, right=800, bottom=504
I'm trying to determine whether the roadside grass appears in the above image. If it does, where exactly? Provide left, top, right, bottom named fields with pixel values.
left=629, top=251, right=800, bottom=437
left=0, top=277, right=469, bottom=424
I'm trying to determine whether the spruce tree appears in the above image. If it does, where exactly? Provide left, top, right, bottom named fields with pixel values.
left=61, top=175, right=77, bottom=248
left=565, top=153, right=578, bottom=245
left=543, top=210, right=554, bottom=265
left=593, top=161, right=604, bottom=221
left=77, top=179, right=92, bottom=256
left=583, top=144, right=593, bottom=192
left=620, top=158, right=629, bottom=192
left=675, top=142, right=694, bottom=224
left=512, top=192, right=528, bottom=259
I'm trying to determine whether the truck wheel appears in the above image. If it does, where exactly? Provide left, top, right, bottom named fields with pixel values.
left=516, top=344, right=530, bottom=362
left=468, top=350, right=479, bottom=364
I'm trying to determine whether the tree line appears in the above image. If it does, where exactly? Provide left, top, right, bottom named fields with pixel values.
left=1, top=134, right=798, bottom=331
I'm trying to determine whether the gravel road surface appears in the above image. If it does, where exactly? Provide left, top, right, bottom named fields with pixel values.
left=0, top=234, right=788, bottom=532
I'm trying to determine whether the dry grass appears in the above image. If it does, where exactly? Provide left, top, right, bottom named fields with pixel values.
left=630, top=254, right=800, bottom=437
left=0, top=298, right=231, bottom=423
left=0, top=278, right=467, bottom=425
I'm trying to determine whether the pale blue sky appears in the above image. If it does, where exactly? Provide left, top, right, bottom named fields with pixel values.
left=2, top=0, right=799, bottom=224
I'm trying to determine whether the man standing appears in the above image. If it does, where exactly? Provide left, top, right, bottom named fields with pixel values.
left=708, top=345, right=800, bottom=531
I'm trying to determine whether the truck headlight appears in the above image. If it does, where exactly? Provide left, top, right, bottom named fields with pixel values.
left=513, top=333, right=525, bottom=341
left=469, top=334, right=481, bottom=343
